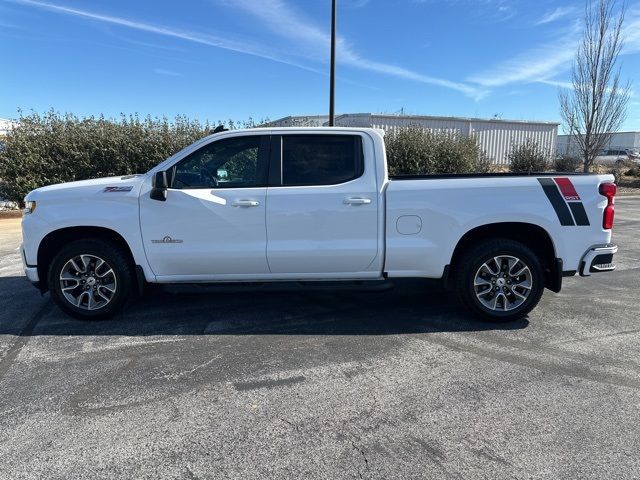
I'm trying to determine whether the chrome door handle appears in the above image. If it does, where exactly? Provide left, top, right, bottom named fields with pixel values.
left=232, top=200, right=260, bottom=207
left=344, top=197, right=372, bottom=205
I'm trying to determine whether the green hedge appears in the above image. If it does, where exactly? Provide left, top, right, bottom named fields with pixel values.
left=0, top=111, right=264, bottom=204
left=385, top=126, right=492, bottom=176
left=507, top=139, right=551, bottom=173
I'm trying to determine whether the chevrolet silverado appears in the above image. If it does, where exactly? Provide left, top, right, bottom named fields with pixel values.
left=21, top=127, right=618, bottom=322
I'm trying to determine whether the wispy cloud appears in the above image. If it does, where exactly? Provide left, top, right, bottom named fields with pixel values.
left=474, top=6, right=640, bottom=90
left=12, top=0, right=482, bottom=98
left=344, top=0, right=371, bottom=8
left=411, top=0, right=517, bottom=22
left=469, top=42, right=576, bottom=88
left=536, top=6, right=576, bottom=25
left=220, top=0, right=485, bottom=99
left=538, top=79, right=635, bottom=97
left=9, top=0, right=324, bottom=74
left=536, top=79, right=572, bottom=89
left=468, top=27, right=579, bottom=88
left=622, top=6, right=640, bottom=54
left=154, top=68, right=182, bottom=77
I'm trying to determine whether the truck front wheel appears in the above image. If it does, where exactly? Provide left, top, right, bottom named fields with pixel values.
left=455, top=239, right=544, bottom=322
left=48, top=239, right=133, bottom=320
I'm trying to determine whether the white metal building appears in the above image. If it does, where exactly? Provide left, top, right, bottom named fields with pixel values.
left=264, top=113, right=560, bottom=165
left=557, top=132, right=640, bottom=155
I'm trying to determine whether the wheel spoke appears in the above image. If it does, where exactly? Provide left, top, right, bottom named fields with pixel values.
left=512, top=289, right=527, bottom=300
left=94, top=288, right=111, bottom=302
left=511, top=265, right=527, bottom=277
left=485, top=258, right=499, bottom=275
left=475, top=287, right=491, bottom=300
left=79, top=255, right=92, bottom=272
left=474, top=276, right=492, bottom=286
left=75, top=291, right=88, bottom=307
left=492, top=292, right=502, bottom=310
left=95, top=267, right=114, bottom=279
left=95, top=258, right=104, bottom=271
left=87, top=291, right=100, bottom=310
left=61, top=281, right=80, bottom=292
left=99, top=283, right=116, bottom=293
left=69, top=258, right=85, bottom=274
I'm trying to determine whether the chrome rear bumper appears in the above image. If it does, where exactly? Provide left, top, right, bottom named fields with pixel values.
left=579, top=244, right=618, bottom=277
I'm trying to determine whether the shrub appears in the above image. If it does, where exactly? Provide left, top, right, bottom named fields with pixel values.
left=626, top=165, right=640, bottom=178
left=0, top=111, right=264, bottom=205
left=608, top=163, right=627, bottom=184
left=385, top=126, right=492, bottom=176
left=508, top=139, right=551, bottom=173
left=553, top=155, right=582, bottom=173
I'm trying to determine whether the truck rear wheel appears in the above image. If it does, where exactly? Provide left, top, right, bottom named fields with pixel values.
left=48, top=239, right=133, bottom=320
left=455, top=238, right=544, bottom=322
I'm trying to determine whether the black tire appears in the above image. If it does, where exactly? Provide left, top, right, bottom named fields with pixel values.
left=455, top=238, right=544, bottom=322
left=48, top=239, right=133, bottom=320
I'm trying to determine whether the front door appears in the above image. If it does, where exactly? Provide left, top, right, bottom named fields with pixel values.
left=140, top=135, right=270, bottom=278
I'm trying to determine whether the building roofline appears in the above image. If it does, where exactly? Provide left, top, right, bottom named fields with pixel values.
left=264, top=114, right=329, bottom=123
left=359, top=113, right=560, bottom=126
left=558, top=131, right=640, bottom=136
left=265, top=113, right=561, bottom=127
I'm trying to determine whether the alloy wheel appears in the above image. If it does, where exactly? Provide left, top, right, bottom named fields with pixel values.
left=473, top=255, right=532, bottom=312
left=59, top=254, right=117, bottom=310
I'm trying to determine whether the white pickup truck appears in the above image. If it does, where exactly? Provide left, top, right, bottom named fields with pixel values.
left=21, top=127, right=618, bottom=322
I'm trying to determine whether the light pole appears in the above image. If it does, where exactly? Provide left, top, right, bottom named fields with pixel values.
left=329, top=0, right=337, bottom=127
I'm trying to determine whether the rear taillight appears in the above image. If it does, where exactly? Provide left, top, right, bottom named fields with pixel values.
left=599, top=183, right=617, bottom=230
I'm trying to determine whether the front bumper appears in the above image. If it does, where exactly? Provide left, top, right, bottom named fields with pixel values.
left=579, top=244, right=618, bottom=277
left=25, top=266, right=39, bottom=283
left=21, top=244, right=40, bottom=283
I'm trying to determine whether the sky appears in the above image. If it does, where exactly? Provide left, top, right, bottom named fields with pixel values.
left=1, top=0, right=639, bottom=129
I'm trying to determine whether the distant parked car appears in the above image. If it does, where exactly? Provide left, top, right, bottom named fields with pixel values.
left=626, top=149, right=640, bottom=162
left=595, top=149, right=636, bottom=164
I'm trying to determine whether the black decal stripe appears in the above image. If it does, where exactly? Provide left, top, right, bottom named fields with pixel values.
left=568, top=202, right=590, bottom=226
left=538, top=178, right=575, bottom=226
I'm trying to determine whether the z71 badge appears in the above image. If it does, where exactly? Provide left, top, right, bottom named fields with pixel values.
left=103, top=186, right=133, bottom=192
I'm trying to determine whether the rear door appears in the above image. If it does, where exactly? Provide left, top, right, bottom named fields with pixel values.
left=265, top=133, right=379, bottom=276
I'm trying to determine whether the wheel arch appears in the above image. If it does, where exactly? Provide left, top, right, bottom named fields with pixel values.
left=448, top=222, right=561, bottom=292
left=37, top=226, right=140, bottom=294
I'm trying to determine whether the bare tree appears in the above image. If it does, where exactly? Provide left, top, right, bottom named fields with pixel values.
left=560, top=0, right=630, bottom=172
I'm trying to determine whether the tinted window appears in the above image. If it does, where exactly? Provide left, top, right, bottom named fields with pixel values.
left=172, top=136, right=265, bottom=189
left=281, top=135, right=363, bottom=186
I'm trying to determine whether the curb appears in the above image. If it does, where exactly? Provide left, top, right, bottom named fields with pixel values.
left=0, top=211, right=22, bottom=219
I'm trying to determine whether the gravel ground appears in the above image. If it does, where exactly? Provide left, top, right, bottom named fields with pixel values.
left=0, top=198, right=639, bottom=479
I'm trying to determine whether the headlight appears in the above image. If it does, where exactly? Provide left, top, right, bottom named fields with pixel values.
left=24, top=200, right=37, bottom=215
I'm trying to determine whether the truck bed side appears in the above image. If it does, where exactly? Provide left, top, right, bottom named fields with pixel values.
left=384, top=174, right=614, bottom=279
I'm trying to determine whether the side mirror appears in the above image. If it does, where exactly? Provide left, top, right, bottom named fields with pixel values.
left=150, top=171, right=168, bottom=202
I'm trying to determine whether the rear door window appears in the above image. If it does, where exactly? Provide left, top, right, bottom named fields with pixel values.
left=281, top=135, right=363, bottom=186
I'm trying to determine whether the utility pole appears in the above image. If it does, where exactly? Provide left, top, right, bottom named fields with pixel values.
left=329, top=0, right=337, bottom=126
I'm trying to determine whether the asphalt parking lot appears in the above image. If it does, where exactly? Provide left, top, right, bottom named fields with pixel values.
left=1, top=198, right=639, bottom=479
